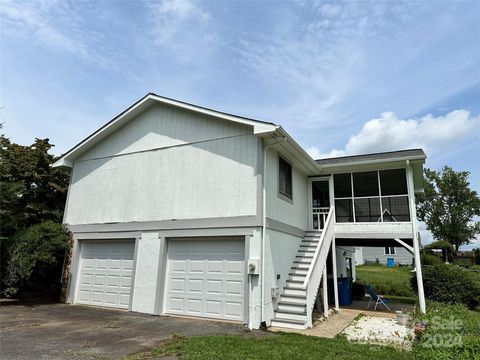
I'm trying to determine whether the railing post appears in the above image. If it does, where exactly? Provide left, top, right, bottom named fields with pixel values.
left=332, top=237, right=339, bottom=311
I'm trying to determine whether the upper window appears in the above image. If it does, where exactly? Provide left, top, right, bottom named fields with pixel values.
left=278, top=156, right=292, bottom=199
left=334, top=173, right=352, bottom=198
left=353, top=171, right=379, bottom=197
left=384, top=246, right=396, bottom=255
left=380, top=169, right=408, bottom=195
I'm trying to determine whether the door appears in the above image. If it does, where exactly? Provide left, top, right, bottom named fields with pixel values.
left=309, top=179, right=331, bottom=230
left=76, top=240, right=135, bottom=309
left=165, top=238, right=245, bottom=321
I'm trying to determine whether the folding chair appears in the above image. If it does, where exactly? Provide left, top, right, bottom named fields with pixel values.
left=366, top=285, right=391, bottom=311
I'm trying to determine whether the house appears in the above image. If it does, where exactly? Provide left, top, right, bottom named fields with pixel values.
left=355, top=246, right=414, bottom=266
left=53, top=93, right=426, bottom=330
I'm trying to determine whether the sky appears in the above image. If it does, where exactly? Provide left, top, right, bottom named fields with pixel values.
left=1, top=0, right=479, bottom=248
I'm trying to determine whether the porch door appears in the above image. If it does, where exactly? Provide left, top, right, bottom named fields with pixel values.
left=310, top=180, right=330, bottom=230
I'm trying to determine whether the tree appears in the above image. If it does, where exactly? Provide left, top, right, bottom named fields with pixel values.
left=416, top=166, right=480, bottom=251
left=3, top=222, right=70, bottom=298
left=0, top=133, right=70, bottom=237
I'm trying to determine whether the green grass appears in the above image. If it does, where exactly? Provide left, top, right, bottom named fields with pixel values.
left=126, top=303, right=480, bottom=360
left=356, top=264, right=415, bottom=298
left=126, top=333, right=410, bottom=360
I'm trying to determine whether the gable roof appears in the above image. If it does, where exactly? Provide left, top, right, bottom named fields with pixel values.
left=315, top=149, right=426, bottom=167
left=53, top=93, right=278, bottom=167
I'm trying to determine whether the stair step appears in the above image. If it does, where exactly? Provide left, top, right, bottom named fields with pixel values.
left=285, top=281, right=304, bottom=289
left=283, top=286, right=306, bottom=296
left=277, top=303, right=306, bottom=312
left=292, top=263, right=310, bottom=269
left=274, top=310, right=307, bottom=321
left=289, top=274, right=306, bottom=282
left=300, top=244, right=318, bottom=249
left=279, top=295, right=307, bottom=304
left=294, top=259, right=312, bottom=264
left=297, top=249, right=316, bottom=253
left=271, top=318, right=306, bottom=330
left=296, top=254, right=314, bottom=258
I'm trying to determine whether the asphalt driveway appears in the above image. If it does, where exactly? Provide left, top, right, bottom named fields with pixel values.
left=0, top=303, right=248, bottom=359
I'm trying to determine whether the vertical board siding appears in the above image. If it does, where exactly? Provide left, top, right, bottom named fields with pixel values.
left=65, top=104, right=259, bottom=225
left=265, top=149, right=308, bottom=230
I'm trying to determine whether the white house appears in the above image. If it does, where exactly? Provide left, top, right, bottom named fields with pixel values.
left=54, top=93, right=426, bottom=330
left=355, top=246, right=414, bottom=266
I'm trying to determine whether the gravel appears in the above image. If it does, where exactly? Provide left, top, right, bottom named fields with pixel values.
left=341, top=315, right=414, bottom=349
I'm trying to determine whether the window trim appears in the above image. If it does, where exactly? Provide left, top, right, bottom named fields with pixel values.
left=278, top=156, right=293, bottom=202
left=384, top=246, right=397, bottom=255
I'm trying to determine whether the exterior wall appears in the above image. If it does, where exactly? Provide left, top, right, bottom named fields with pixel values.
left=263, top=228, right=303, bottom=325
left=359, top=246, right=414, bottom=266
left=265, top=148, right=308, bottom=231
left=64, top=104, right=261, bottom=225
left=335, top=246, right=356, bottom=281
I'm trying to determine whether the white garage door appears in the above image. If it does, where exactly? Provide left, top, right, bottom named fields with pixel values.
left=166, top=238, right=245, bottom=321
left=76, top=240, right=135, bottom=309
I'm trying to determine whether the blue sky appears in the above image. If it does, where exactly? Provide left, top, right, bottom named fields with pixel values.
left=1, top=1, right=479, bottom=248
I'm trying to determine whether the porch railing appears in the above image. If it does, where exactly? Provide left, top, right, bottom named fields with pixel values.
left=303, top=206, right=335, bottom=328
left=312, top=207, right=330, bottom=230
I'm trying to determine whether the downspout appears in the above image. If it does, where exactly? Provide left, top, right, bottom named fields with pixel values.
left=261, top=136, right=286, bottom=326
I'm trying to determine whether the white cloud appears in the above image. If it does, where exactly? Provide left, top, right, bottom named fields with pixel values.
left=148, top=0, right=211, bottom=45
left=310, top=109, right=480, bottom=159
left=0, top=0, right=118, bottom=68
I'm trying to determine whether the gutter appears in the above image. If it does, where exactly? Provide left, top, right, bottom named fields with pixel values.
left=317, top=155, right=426, bottom=169
left=261, top=135, right=286, bottom=326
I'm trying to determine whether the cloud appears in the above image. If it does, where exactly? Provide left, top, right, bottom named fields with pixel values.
left=0, top=0, right=119, bottom=68
left=147, top=0, right=211, bottom=45
left=309, top=109, right=480, bottom=159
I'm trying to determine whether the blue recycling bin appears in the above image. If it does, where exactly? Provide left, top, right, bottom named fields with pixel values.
left=387, top=258, right=395, bottom=268
left=337, top=277, right=352, bottom=306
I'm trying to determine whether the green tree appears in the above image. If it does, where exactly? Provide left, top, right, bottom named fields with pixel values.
left=416, top=166, right=480, bottom=251
left=0, top=133, right=70, bottom=237
left=4, top=221, right=70, bottom=297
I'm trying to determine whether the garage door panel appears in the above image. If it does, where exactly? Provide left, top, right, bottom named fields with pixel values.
left=76, top=240, right=134, bottom=309
left=166, top=238, right=245, bottom=321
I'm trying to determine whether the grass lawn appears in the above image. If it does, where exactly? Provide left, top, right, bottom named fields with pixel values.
left=126, top=302, right=480, bottom=360
left=356, top=264, right=415, bottom=298
left=126, top=333, right=410, bottom=360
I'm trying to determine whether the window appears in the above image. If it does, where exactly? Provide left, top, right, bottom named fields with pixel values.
left=384, top=246, right=396, bottom=255
left=353, top=171, right=379, bottom=197
left=380, top=169, right=408, bottom=195
left=278, top=156, right=292, bottom=200
left=334, top=173, right=352, bottom=198
left=333, top=169, right=411, bottom=223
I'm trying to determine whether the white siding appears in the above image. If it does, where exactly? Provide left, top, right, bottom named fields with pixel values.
left=265, top=149, right=308, bottom=230
left=264, top=228, right=302, bottom=324
left=65, top=104, right=260, bottom=225
left=359, top=247, right=414, bottom=266
left=334, top=222, right=413, bottom=238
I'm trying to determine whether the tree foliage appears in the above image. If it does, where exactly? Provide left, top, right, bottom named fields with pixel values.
left=0, top=132, right=70, bottom=237
left=416, top=166, right=480, bottom=251
left=3, top=221, right=70, bottom=297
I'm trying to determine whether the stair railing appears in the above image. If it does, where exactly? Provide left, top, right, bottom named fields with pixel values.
left=302, top=206, right=335, bottom=328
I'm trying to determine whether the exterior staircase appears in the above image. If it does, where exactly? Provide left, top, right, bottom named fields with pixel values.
left=271, top=230, right=323, bottom=329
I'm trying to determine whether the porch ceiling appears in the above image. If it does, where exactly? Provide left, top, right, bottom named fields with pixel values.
left=335, top=238, right=413, bottom=247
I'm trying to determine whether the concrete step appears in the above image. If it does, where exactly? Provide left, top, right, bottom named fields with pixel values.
left=271, top=318, right=306, bottom=330
left=277, top=301, right=307, bottom=312
left=283, top=286, right=306, bottom=296
left=274, top=309, right=308, bottom=321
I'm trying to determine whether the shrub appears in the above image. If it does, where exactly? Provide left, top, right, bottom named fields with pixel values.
left=3, top=221, right=70, bottom=299
left=411, top=265, right=480, bottom=309
left=421, top=253, right=444, bottom=266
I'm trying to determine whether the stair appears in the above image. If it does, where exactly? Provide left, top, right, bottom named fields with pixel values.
left=271, top=231, right=323, bottom=329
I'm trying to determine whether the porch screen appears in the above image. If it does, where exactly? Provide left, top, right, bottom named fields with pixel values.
left=333, top=169, right=410, bottom=223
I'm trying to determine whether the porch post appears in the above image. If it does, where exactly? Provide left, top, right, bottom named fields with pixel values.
left=406, top=160, right=426, bottom=314
left=331, top=238, right=339, bottom=311
left=322, top=266, right=329, bottom=318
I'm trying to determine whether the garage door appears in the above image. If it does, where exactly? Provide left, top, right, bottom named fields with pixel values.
left=166, top=238, right=245, bottom=321
left=76, top=240, right=135, bottom=309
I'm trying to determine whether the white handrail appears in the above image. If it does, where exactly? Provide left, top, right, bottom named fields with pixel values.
left=302, top=207, right=335, bottom=328
left=303, top=207, right=334, bottom=288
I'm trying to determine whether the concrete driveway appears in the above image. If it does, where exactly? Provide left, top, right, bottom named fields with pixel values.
left=0, top=303, right=248, bottom=359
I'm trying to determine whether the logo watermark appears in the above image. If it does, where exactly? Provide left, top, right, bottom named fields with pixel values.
left=420, top=316, right=464, bottom=348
